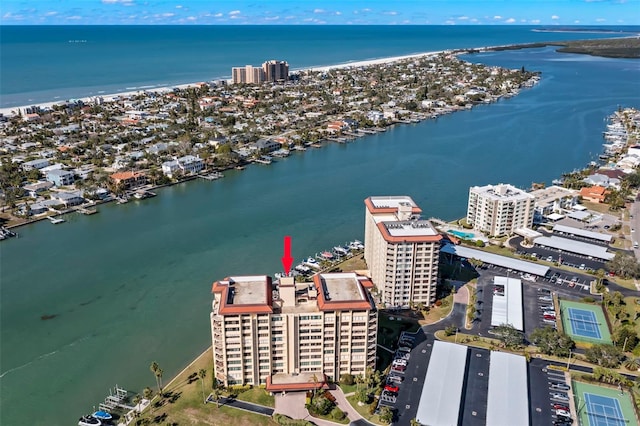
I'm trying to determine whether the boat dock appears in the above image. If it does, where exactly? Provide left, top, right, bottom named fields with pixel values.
left=254, top=157, right=273, bottom=165
left=48, top=216, right=65, bottom=224
left=198, top=172, right=224, bottom=180
left=77, top=207, right=98, bottom=215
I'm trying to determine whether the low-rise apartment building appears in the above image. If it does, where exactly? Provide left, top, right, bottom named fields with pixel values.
left=210, top=273, right=377, bottom=392
left=364, top=196, right=442, bottom=308
left=467, top=184, right=534, bottom=237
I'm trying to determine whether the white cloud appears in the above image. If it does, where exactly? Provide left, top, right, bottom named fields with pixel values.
left=362, top=8, right=371, bottom=12
left=551, top=15, right=559, bottom=20
left=530, top=19, right=540, bottom=24
left=457, top=16, right=469, bottom=20
left=176, top=5, right=183, bottom=9
left=574, top=20, right=581, bottom=23
left=265, top=15, right=280, bottom=21
left=505, top=18, right=516, bottom=23
left=493, top=15, right=502, bottom=19
left=229, top=10, right=241, bottom=16
left=335, top=11, right=342, bottom=16
left=313, top=8, right=325, bottom=14
left=384, top=11, right=398, bottom=15
left=66, top=15, right=83, bottom=20
left=214, top=13, right=223, bottom=17
left=186, top=16, right=196, bottom=21
left=595, top=17, right=606, bottom=22
left=157, top=12, right=174, bottom=18
left=45, top=11, right=58, bottom=16
left=445, top=20, right=456, bottom=25
left=470, top=18, right=478, bottom=23
left=285, top=15, right=296, bottom=20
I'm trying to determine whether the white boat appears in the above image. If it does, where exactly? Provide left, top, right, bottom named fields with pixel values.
left=349, top=240, right=364, bottom=250
left=303, top=257, right=321, bottom=269
left=333, top=246, right=349, bottom=256
left=294, top=264, right=311, bottom=274
left=78, top=415, right=101, bottom=426
left=116, top=196, right=129, bottom=204
left=48, top=217, right=65, bottom=224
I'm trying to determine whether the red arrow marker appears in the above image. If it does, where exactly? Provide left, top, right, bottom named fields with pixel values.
left=281, top=236, right=294, bottom=275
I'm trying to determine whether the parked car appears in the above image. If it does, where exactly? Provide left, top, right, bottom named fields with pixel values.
left=384, top=384, right=399, bottom=393
left=540, top=305, right=554, bottom=311
left=382, top=390, right=398, bottom=397
left=553, top=404, right=569, bottom=411
left=556, top=409, right=571, bottom=418
left=539, top=296, right=552, bottom=301
left=391, top=365, right=406, bottom=373
left=551, top=383, right=570, bottom=391
left=543, top=311, right=557, bottom=317
left=393, top=359, right=407, bottom=366
left=551, top=393, right=569, bottom=401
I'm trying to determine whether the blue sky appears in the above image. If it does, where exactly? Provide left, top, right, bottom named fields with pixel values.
left=1, top=0, right=639, bottom=25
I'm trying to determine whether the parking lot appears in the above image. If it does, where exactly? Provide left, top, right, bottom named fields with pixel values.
left=512, top=235, right=607, bottom=271
left=471, top=265, right=594, bottom=340
left=529, top=358, right=574, bottom=426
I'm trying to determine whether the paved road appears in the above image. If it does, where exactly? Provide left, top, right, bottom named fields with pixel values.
left=211, top=396, right=274, bottom=416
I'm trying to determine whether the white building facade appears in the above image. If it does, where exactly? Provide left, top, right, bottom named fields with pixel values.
left=467, top=184, right=535, bottom=237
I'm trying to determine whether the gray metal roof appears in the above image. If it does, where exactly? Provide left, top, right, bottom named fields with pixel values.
left=552, top=224, right=613, bottom=243
left=490, top=277, right=524, bottom=331
left=441, top=244, right=550, bottom=276
left=415, top=341, right=468, bottom=426
left=533, top=235, right=615, bottom=260
left=486, top=351, right=529, bottom=426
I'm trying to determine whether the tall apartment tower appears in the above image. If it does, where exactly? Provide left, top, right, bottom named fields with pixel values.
left=364, top=196, right=442, bottom=308
left=231, top=65, right=265, bottom=84
left=210, top=273, right=377, bottom=392
left=467, top=183, right=535, bottom=237
left=262, top=60, right=289, bottom=82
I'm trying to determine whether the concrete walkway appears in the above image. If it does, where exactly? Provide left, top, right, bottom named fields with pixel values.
left=273, top=387, right=371, bottom=426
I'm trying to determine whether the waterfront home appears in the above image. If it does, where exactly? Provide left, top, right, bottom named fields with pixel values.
left=254, top=138, right=280, bottom=153
left=530, top=185, right=577, bottom=218
left=23, top=181, right=54, bottom=197
left=579, top=185, right=609, bottom=203
left=109, top=171, right=147, bottom=190
left=51, top=191, right=84, bottom=207
left=45, top=169, right=75, bottom=187
left=583, top=173, right=621, bottom=190
left=21, top=158, right=50, bottom=171
left=73, top=164, right=95, bottom=180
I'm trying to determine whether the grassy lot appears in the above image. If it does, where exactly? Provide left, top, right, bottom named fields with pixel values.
left=474, top=244, right=517, bottom=258
left=609, top=277, right=638, bottom=291
left=345, top=395, right=384, bottom=425
left=235, top=387, right=275, bottom=407
left=338, top=383, right=358, bottom=395
left=333, top=252, right=367, bottom=272
left=582, top=200, right=620, bottom=216
left=419, top=293, right=454, bottom=324
left=137, top=348, right=276, bottom=426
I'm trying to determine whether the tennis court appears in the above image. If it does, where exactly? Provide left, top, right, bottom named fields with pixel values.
left=573, top=381, right=636, bottom=426
left=559, top=300, right=612, bottom=344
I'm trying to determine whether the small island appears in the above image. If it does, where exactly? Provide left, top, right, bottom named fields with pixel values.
left=477, top=36, right=640, bottom=59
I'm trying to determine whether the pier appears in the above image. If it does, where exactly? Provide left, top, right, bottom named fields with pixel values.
left=77, top=207, right=98, bottom=215
left=198, top=172, right=224, bottom=181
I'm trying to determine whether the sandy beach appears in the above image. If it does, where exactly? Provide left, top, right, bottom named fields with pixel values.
left=0, top=50, right=446, bottom=117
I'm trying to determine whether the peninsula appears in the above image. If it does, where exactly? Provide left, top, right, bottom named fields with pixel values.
left=476, top=36, right=640, bottom=59
left=0, top=51, right=540, bottom=229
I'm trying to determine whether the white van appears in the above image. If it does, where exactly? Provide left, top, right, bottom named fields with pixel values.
left=634, top=241, right=639, bottom=249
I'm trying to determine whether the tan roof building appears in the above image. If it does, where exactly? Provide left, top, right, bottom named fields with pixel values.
left=210, top=273, right=377, bottom=391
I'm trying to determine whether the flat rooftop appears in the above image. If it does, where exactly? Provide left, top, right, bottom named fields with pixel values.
left=533, top=235, right=614, bottom=261
left=368, top=195, right=418, bottom=209
left=416, top=341, right=468, bottom=426
left=531, top=185, right=576, bottom=205
left=382, top=220, right=439, bottom=237
left=491, top=277, right=524, bottom=331
left=470, top=183, right=533, bottom=201
left=441, top=244, right=550, bottom=276
left=226, top=275, right=270, bottom=305
left=318, top=272, right=366, bottom=302
left=553, top=224, right=613, bottom=243
left=486, top=352, right=529, bottom=426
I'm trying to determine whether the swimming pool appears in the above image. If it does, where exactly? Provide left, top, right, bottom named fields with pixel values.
left=447, top=229, right=474, bottom=239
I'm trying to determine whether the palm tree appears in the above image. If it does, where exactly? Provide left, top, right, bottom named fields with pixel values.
left=198, top=369, right=207, bottom=404
left=624, top=358, right=640, bottom=371
left=410, top=419, right=421, bottom=426
left=143, top=386, right=153, bottom=401
left=150, top=361, right=163, bottom=394
left=211, top=386, right=221, bottom=408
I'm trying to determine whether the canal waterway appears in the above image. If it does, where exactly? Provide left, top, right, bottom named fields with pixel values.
left=1, top=47, right=639, bottom=425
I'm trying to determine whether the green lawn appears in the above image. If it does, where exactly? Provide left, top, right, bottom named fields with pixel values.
left=235, top=387, right=275, bottom=407
left=345, top=394, right=384, bottom=425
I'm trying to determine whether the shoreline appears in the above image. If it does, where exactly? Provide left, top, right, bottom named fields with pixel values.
left=0, top=50, right=448, bottom=117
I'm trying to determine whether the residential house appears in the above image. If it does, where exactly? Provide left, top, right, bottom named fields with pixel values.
left=254, top=139, right=280, bottom=153
left=23, top=181, right=54, bottom=197
left=109, top=171, right=147, bottom=190
left=46, top=169, right=75, bottom=187
left=52, top=191, right=84, bottom=207
left=22, top=158, right=50, bottom=171
left=579, top=185, right=609, bottom=203
left=583, top=173, right=621, bottom=189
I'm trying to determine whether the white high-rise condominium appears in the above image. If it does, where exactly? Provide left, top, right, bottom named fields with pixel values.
left=467, top=183, right=535, bottom=237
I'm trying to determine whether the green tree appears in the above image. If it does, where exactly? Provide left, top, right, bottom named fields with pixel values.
left=606, top=252, right=640, bottom=279
left=150, top=361, right=163, bottom=394
left=613, top=327, right=639, bottom=351
left=585, top=344, right=625, bottom=368
left=493, top=324, right=524, bottom=349
left=355, top=387, right=369, bottom=404
left=379, top=406, right=393, bottom=424
left=143, top=386, right=153, bottom=401
left=340, top=373, right=355, bottom=386
left=530, top=326, right=575, bottom=357
left=198, top=368, right=207, bottom=404
left=211, top=386, right=222, bottom=408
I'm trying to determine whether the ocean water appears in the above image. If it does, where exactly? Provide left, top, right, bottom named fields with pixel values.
left=1, top=26, right=640, bottom=425
left=0, top=25, right=636, bottom=108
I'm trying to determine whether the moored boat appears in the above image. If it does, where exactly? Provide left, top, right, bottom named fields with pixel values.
left=92, top=410, right=112, bottom=421
left=78, top=415, right=101, bottom=426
